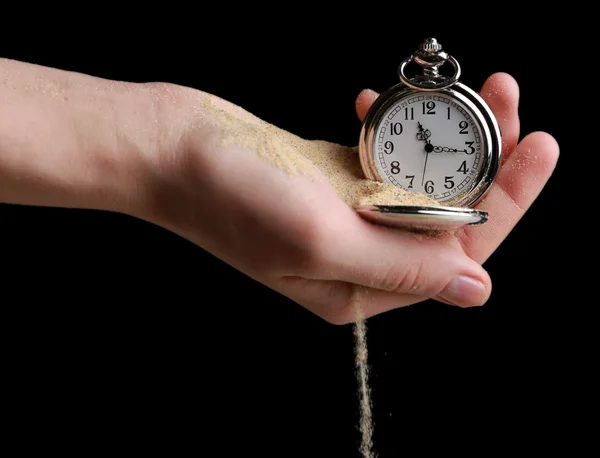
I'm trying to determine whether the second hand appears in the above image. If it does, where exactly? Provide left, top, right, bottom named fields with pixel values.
left=421, top=149, right=429, bottom=186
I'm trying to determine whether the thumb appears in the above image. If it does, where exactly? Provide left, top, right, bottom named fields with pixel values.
left=324, top=216, right=491, bottom=308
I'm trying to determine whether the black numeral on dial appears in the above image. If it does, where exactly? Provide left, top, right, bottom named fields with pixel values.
left=391, top=161, right=401, bottom=174
left=422, top=101, right=436, bottom=115
left=425, top=180, right=434, bottom=194
left=384, top=141, right=394, bottom=154
left=390, top=123, right=403, bottom=135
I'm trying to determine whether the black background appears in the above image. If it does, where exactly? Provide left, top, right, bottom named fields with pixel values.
left=2, top=15, right=573, bottom=456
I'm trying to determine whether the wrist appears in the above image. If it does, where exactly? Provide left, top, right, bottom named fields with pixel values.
left=0, top=59, right=177, bottom=218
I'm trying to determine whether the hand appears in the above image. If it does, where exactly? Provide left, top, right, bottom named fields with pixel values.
left=416, top=121, right=433, bottom=152
left=0, top=61, right=559, bottom=324
left=137, top=72, right=558, bottom=324
left=416, top=122, right=433, bottom=185
left=431, top=145, right=468, bottom=153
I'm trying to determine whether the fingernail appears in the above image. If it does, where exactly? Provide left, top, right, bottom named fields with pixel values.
left=438, top=276, right=486, bottom=307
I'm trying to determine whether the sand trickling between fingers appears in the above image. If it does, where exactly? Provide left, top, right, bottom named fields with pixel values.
left=194, top=93, right=438, bottom=457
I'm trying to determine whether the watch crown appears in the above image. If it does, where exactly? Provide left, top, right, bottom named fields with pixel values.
left=420, top=37, right=442, bottom=54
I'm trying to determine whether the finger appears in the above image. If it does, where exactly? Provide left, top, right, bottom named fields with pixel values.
left=355, top=89, right=379, bottom=122
left=479, top=72, right=520, bottom=163
left=275, top=276, right=431, bottom=325
left=458, top=131, right=559, bottom=263
left=315, top=210, right=492, bottom=308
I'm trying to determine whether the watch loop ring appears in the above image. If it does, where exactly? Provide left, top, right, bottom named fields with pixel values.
left=398, top=54, right=461, bottom=91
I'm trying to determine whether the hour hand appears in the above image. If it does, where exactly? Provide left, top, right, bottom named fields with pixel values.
left=416, top=122, right=431, bottom=143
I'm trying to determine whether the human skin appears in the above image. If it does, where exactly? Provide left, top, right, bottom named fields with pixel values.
left=0, top=58, right=559, bottom=324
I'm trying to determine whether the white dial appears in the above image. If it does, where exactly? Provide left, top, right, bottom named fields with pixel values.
left=373, top=92, right=485, bottom=203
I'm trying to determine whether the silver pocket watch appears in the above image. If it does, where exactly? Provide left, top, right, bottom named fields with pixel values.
left=356, top=37, right=501, bottom=231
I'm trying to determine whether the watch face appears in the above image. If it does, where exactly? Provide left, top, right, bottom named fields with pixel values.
left=370, top=90, right=488, bottom=205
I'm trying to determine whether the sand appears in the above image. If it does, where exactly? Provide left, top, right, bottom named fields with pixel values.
left=353, top=299, right=374, bottom=458
left=195, top=92, right=439, bottom=209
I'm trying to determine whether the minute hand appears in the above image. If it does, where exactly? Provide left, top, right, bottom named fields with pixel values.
left=432, top=145, right=468, bottom=153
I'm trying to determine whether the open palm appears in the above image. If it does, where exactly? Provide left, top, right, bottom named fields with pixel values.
left=148, top=72, right=558, bottom=324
